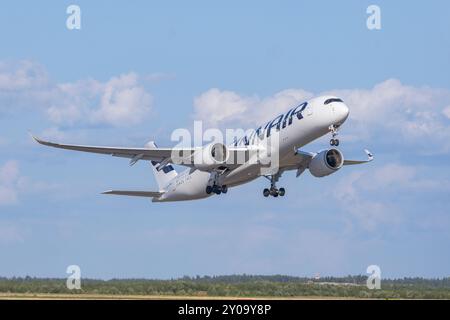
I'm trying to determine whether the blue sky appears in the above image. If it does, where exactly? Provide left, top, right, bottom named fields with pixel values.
left=1, top=0, right=450, bottom=279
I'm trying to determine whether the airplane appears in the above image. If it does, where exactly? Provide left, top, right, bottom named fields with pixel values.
left=32, top=95, right=373, bottom=202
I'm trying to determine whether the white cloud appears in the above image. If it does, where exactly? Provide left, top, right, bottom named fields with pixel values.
left=333, top=169, right=401, bottom=231
left=0, top=160, right=61, bottom=206
left=194, top=88, right=313, bottom=127
left=443, top=106, right=450, bottom=119
left=46, top=73, right=153, bottom=127
left=0, top=60, right=154, bottom=127
left=363, top=163, right=416, bottom=190
left=325, top=79, right=443, bottom=123
left=0, top=60, right=48, bottom=91
left=93, top=73, right=153, bottom=126
left=194, top=88, right=256, bottom=127
left=0, top=186, right=17, bottom=206
left=333, top=163, right=450, bottom=230
left=326, top=79, right=450, bottom=151
left=194, top=79, right=450, bottom=153
left=0, top=61, right=50, bottom=114
left=0, top=161, right=20, bottom=205
left=39, top=127, right=70, bottom=141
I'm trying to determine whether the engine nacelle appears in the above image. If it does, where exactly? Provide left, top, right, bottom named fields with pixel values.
left=193, top=142, right=229, bottom=171
left=309, top=149, right=344, bottom=177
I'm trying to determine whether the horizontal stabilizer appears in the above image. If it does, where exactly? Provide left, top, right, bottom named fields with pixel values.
left=102, top=190, right=163, bottom=198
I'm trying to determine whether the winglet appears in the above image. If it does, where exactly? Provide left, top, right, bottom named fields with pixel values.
left=364, top=149, right=374, bottom=161
left=29, top=132, right=44, bottom=144
left=29, top=134, right=54, bottom=147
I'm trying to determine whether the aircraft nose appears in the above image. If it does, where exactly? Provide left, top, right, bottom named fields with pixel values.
left=336, top=103, right=349, bottom=123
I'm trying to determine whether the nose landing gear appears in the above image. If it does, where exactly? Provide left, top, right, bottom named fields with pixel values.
left=329, top=125, right=340, bottom=146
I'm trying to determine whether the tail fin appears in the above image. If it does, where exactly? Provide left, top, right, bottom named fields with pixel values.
left=146, top=141, right=178, bottom=191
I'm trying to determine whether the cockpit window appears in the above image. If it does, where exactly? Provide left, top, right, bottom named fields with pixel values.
left=324, top=98, right=344, bottom=105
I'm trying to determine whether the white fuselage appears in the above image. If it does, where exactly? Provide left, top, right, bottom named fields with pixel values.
left=153, top=95, right=349, bottom=202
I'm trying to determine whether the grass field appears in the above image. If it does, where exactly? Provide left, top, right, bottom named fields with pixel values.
left=0, top=293, right=371, bottom=300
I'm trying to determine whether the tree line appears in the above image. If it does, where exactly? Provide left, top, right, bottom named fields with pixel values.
left=0, top=275, right=449, bottom=299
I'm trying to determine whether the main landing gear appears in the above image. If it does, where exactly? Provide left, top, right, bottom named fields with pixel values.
left=329, top=124, right=340, bottom=146
left=263, top=187, right=285, bottom=197
left=206, top=184, right=228, bottom=195
left=263, top=174, right=285, bottom=198
left=206, top=170, right=228, bottom=195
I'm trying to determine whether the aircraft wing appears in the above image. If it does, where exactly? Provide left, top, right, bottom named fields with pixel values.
left=281, top=148, right=373, bottom=177
left=32, top=135, right=174, bottom=163
left=33, top=135, right=372, bottom=172
left=32, top=135, right=250, bottom=170
left=102, top=190, right=163, bottom=198
left=292, top=149, right=374, bottom=166
left=342, top=149, right=374, bottom=165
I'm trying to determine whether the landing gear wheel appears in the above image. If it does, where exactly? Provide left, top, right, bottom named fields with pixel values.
left=208, top=184, right=228, bottom=195
left=212, top=185, right=222, bottom=195
left=330, top=139, right=340, bottom=146
left=263, top=173, right=286, bottom=198
left=221, top=185, right=228, bottom=194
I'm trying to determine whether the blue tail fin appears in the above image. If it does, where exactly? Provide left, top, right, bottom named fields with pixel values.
left=145, top=141, right=178, bottom=191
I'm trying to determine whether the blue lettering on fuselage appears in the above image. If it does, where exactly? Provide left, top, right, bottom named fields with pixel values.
left=266, top=114, right=284, bottom=138
left=289, top=102, right=307, bottom=124
left=236, top=101, right=308, bottom=146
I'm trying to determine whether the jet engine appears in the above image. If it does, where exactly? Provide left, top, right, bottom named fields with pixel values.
left=309, top=149, right=344, bottom=177
left=193, top=142, right=229, bottom=171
